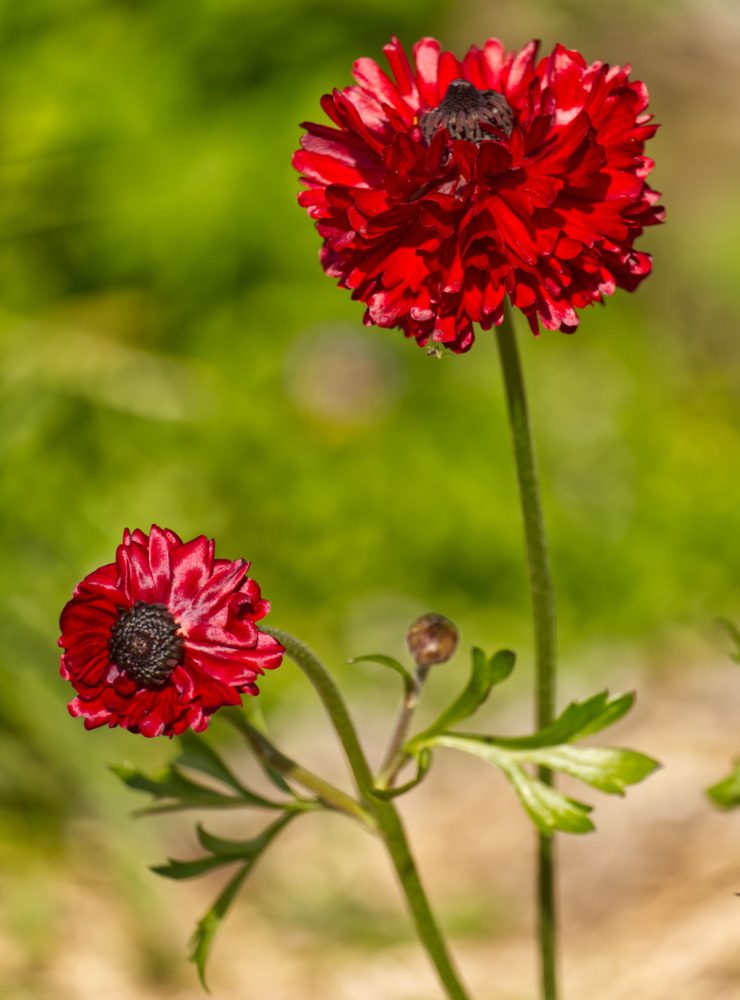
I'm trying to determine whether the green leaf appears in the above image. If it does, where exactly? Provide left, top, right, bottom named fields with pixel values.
left=717, top=618, right=740, bottom=664
left=151, top=855, right=238, bottom=880
left=433, top=735, right=595, bottom=835
left=708, top=760, right=740, bottom=809
left=482, top=691, right=635, bottom=750
left=195, top=819, right=294, bottom=859
left=514, top=745, right=659, bottom=795
left=188, top=813, right=297, bottom=988
left=349, top=653, right=415, bottom=694
left=432, top=723, right=658, bottom=837
left=176, top=731, right=285, bottom=809
left=503, top=761, right=595, bottom=835
left=110, top=762, right=241, bottom=809
left=153, top=812, right=298, bottom=882
left=190, top=864, right=250, bottom=991
left=409, top=648, right=515, bottom=749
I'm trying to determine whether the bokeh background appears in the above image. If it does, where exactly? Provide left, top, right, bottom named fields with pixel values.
left=2, top=1, right=740, bottom=998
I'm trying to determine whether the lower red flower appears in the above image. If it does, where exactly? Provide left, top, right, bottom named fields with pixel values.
left=294, top=36, right=665, bottom=353
left=59, top=527, right=283, bottom=737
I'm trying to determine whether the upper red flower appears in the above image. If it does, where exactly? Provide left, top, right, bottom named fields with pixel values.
left=294, top=36, right=664, bottom=353
left=59, top=527, right=283, bottom=737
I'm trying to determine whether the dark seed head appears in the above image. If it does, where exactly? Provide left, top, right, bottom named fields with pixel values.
left=406, top=613, right=459, bottom=667
left=420, top=79, right=514, bottom=145
left=109, top=601, right=183, bottom=688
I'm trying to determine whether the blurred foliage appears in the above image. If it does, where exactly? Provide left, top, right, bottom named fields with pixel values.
left=1, top=1, right=740, bottom=976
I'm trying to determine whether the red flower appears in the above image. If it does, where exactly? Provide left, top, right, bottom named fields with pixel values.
left=294, top=37, right=664, bottom=353
left=59, top=527, right=283, bottom=737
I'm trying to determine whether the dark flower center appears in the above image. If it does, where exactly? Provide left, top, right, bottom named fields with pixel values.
left=420, top=79, right=514, bottom=145
left=109, top=601, right=183, bottom=688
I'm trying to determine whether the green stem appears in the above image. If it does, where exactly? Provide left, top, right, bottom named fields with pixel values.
left=262, top=626, right=473, bottom=1000
left=494, top=306, right=558, bottom=1000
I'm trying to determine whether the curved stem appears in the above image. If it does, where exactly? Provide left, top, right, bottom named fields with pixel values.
left=495, top=306, right=559, bottom=1000
left=261, top=626, right=375, bottom=790
left=262, top=626, right=473, bottom=1000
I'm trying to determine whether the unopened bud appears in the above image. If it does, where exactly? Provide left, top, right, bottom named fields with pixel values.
left=406, top=613, right=459, bottom=667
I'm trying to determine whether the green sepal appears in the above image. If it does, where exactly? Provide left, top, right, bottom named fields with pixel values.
left=371, top=748, right=432, bottom=800
left=349, top=653, right=415, bottom=695
left=408, top=648, right=515, bottom=751
left=708, top=760, right=740, bottom=809
left=187, top=813, right=297, bottom=989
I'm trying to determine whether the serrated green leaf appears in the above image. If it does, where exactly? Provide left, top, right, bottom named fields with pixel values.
left=110, top=762, right=240, bottom=808
left=176, top=731, right=285, bottom=809
left=433, top=730, right=657, bottom=836
left=188, top=813, right=297, bottom=988
left=349, top=653, right=415, bottom=694
left=708, top=760, right=740, bottom=809
left=408, top=648, right=515, bottom=750
left=483, top=691, right=635, bottom=750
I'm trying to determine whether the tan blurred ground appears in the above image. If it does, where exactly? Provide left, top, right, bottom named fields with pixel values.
left=3, top=656, right=740, bottom=1000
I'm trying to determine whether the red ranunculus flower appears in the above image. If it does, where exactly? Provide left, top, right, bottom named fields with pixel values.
left=59, top=527, right=283, bottom=737
left=294, top=36, right=664, bottom=353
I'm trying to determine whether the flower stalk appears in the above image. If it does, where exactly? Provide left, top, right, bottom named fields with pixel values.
left=263, top=626, right=472, bottom=1000
left=495, top=305, right=559, bottom=1000
left=376, top=661, right=431, bottom=788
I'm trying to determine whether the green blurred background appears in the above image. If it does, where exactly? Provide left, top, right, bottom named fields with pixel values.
left=1, top=0, right=739, bottom=996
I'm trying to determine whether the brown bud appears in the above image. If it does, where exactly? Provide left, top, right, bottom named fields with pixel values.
left=406, top=613, right=459, bottom=667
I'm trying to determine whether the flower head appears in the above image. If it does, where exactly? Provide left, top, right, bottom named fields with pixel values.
left=406, top=613, right=459, bottom=667
left=59, top=527, right=283, bottom=737
left=294, top=37, right=664, bottom=353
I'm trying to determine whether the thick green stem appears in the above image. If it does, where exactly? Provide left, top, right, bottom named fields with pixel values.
left=495, top=307, right=559, bottom=1000
left=262, top=626, right=472, bottom=1000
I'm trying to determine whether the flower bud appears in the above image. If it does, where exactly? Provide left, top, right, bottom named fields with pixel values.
left=406, top=613, right=459, bottom=667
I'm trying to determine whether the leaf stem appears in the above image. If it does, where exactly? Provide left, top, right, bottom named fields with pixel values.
left=495, top=306, right=559, bottom=1000
left=262, top=626, right=473, bottom=1000
left=223, top=709, right=374, bottom=829
left=377, top=662, right=431, bottom=788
